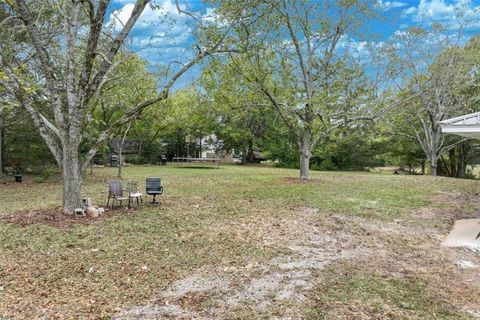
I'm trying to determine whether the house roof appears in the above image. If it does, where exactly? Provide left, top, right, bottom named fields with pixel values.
left=439, top=112, right=480, bottom=138
left=110, top=138, right=138, bottom=154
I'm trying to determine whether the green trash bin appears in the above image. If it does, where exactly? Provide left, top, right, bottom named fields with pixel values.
left=14, top=169, right=22, bottom=182
left=110, top=155, right=119, bottom=167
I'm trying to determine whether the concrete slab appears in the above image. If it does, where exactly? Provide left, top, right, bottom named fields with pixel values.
left=442, top=218, right=480, bottom=249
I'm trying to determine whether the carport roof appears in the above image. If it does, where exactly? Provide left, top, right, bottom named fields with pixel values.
left=439, top=112, right=480, bottom=138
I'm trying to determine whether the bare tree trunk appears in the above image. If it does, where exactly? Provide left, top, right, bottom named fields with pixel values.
left=298, top=134, right=311, bottom=181
left=3, top=0, right=232, bottom=214
left=199, top=136, right=202, bottom=158
left=459, top=143, right=468, bottom=178
left=0, top=111, right=3, bottom=179
left=247, top=140, right=254, bottom=163
left=62, top=144, right=82, bottom=214
left=449, top=148, right=456, bottom=177
left=427, top=127, right=441, bottom=176
left=117, top=123, right=131, bottom=178
left=117, top=149, right=123, bottom=178
left=429, top=153, right=438, bottom=176
left=138, top=137, right=144, bottom=156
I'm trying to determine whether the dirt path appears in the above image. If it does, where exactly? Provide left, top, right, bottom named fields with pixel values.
left=115, top=210, right=361, bottom=319
left=115, top=206, right=480, bottom=319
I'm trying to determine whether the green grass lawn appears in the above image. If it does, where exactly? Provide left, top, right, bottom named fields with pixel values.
left=1, top=165, right=480, bottom=319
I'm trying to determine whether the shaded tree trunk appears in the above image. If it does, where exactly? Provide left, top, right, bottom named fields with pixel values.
left=298, top=134, right=311, bottom=181
left=424, top=127, right=441, bottom=176
left=62, top=143, right=82, bottom=214
left=242, top=146, right=247, bottom=164
left=0, top=111, right=3, bottom=179
left=2, top=0, right=232, bottom=214
left=429, top=162, right=438, bottom=176
left=449, top=148, right=456, bottom=177
left=247, top=140, right=254, bottom=163
left=438, top=155, right=449, bottom=176
left=117, top=123, right=131, bottom=178
left=457, top=143, right=469, bottom=178
left=138, top=135, right=145, bottom=156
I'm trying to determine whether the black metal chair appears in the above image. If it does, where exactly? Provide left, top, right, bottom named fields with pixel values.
left=158, top=155, right=167, bottom=166
left=146, top=177, right=163, bottom=203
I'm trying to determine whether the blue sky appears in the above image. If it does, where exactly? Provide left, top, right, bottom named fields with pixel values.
left=107, top=0, right=480, bottom=88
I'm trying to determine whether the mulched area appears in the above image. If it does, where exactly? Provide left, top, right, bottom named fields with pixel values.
left=280, top=177, right=322, bottom=184
left=1, top=206, right=144, bottom=228
left=0, top=176, right=37, bottom=186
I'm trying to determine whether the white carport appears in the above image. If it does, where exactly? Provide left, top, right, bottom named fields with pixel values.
left=439, top=112, right=480, bottom=250
left=439, top=111, right=480, bottom=138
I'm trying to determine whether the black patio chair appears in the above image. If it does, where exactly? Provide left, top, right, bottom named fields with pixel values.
left=158, top=155, right=167, bottom=166
left=146, top=177, right=163, bottom=204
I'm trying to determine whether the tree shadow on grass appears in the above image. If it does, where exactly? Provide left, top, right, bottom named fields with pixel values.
left=172, top=166, right=221, bottom=170
left=1, top=207, right=141, bottom=228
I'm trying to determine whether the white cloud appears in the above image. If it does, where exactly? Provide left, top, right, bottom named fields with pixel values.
left=202, top=7, right=219, bottom=23
left=336, top=35, right=387, bottom=62
left=109, top=0, right=186, bottom=31
left=108, top=0, right=193, bottom=48
left=201, top=7, right=229, bottom=27
left=376, top=0, right=408, bottom=11
left=401, top=6, right=417, bottom=17
left=393, top=30, right=408, bottom=37
left=407, top=0, right=480, bottom=30
left=134, top=31, right=190, bottom=47
left=415, top=0, right=455, bottom=22
left=114, top=0, right=136, bottom=4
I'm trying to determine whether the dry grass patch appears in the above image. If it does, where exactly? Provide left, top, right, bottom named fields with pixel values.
left=1, top=166, right=480, bottom=318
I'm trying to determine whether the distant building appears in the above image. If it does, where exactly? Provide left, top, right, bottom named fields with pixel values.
left=199, top=135, right=233, bottom=163
left=110, top=138, right=139, bottom=164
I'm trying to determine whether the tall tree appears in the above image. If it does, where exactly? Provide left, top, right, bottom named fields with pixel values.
left=162, top=87, right=218, bottom=157
left=389, top=26, right=480, bottom=175
left=201, top=59, right=274, bottom=162
left=0, top=0, right=237, bottom=213
left=218, top=0, right=376, bottom=180
left=0, top=108, right=3, bottom=178
left=88, top=53, right=158, bottom=172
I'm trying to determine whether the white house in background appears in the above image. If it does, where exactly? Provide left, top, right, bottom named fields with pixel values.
left=439, top=112, right=480, bottom=138
left=110, top=138, right=138, bottom=164
left=199, top=134, right=233, bottom=162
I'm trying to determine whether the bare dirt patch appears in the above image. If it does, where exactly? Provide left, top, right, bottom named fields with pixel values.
left=116, top=202, right=480, bottom=319
left=4, top=167, right=480, bottom=319
left=115, top=208, right=369, bottom=319
left=413, top=192, right=480, bottom=222
left=320, top=213, right=480, bottom=318
left=1, top=207, right=142, bottom=228
left=279, top=177, right=322, bottom=185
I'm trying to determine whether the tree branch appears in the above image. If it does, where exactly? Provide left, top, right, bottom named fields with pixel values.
left=15, top=0, right=66, bottom=133
left=80, top=48, right=214, bottom=172
left=0, top=68, right=63, bottom=165
left=86, top=0, right=149, bottom=105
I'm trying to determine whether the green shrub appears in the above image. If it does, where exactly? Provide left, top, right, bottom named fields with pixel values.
left=126, top=154, right=147, bottom=164
left=33, top=167, right=60, bottom=183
